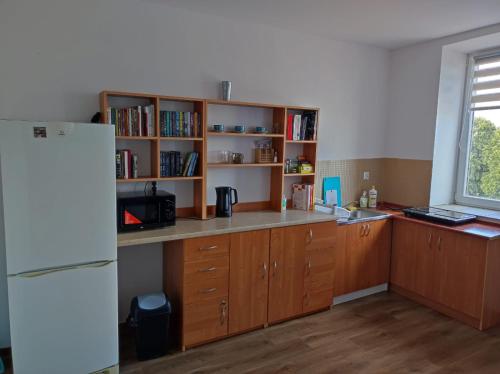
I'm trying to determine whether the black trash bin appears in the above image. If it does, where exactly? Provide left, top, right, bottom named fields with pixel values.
left=128, top=292, right=172, bottom=361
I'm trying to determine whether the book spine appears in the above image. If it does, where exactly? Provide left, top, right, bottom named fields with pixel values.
left=115, top=151, right=122, bottom=179
left=131, top=154, right=138, bottom=179
left=287, top=114, right=293, bottom=140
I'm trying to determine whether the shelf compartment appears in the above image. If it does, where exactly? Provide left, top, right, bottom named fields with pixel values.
left=207, top=163, right=283, bottom=168
left=207, top=132, right=283, bottom=138
left=207, top=99, right=285, bottom=109
left=160, top=137, right=204, bottom=141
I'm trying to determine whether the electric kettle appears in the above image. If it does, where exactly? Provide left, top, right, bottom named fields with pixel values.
left=215, top=186, right=238, bottom=217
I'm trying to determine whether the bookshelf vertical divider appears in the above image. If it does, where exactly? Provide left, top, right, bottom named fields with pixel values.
left=100, top=91, right=318, bottom=219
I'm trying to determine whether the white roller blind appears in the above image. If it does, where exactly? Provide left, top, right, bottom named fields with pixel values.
left=471, top=54, right=500, bottom=110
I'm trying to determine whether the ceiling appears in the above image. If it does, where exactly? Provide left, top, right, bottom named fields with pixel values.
left=160, top=0, right=500, bottom=49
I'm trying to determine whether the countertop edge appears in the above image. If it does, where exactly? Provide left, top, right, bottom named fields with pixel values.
left=117, top=213, right=339, bottom=247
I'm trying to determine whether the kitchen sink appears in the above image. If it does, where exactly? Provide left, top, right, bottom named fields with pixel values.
left=338, top=209, right=390, bottom=224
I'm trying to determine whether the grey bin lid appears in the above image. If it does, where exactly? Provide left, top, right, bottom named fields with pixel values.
left=137, top=293, right=167, bottom=310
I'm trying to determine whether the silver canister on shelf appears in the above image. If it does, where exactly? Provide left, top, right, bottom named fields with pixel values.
left=222, top=81, right=232, bottom=101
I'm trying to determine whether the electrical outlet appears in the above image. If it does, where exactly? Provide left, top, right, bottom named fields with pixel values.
left=363, top=171, right=370, bottom=180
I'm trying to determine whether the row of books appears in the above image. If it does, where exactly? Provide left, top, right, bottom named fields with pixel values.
left=107, top=105, right=155, bottom=137
left=292, top=183, right=315, bottom=211
left=160, top=151, right=199, bottom=177
left=115, top=150, right=138, bottom=179
left=160, top=111, right=201, bottom=138
left=287, top=112, right=317, bottom=141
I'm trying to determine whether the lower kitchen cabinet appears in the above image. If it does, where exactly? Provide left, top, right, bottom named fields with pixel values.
left=164, top=221, right=337, bottom=350
left=228, top=230, right=270, bottom=334
left=334, top=219, right=392, bottom=297
left=390, top=218, right=500, bottom=330
left=269, top=222, right=336, bottom=323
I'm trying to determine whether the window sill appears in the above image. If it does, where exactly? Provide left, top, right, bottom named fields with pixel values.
left=435, top=204, right=500, bottom=223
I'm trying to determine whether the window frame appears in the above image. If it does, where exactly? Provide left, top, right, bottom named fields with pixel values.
left=455, top=49, right=500, bottom=210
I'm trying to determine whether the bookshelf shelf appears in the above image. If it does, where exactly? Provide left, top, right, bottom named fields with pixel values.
left=116, top=136, right=158, bottom=141
left=116, top=177, right=156, bottom=184
left=160, top=137, right=204, bottom=141
left=158, top=176, right=203, bottom=181
left=100, top=90, right=318, bottom=218
left=286, top=140, right=317, bottom=144
left=207, top=132, right=284, bottom=138
left=284, top=173, right=315, bottom=177
left=207, top=163, right=283, bottom=168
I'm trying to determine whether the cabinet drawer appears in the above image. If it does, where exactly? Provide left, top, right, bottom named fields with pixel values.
left=303, top=288, right=333, bottom=313
left=307, top=221, right=336, bottom=251
left=184, top=234, right=230, bottom=262
left=184, top=297, right=228, bottom=347
left=184, top=276, right=229, bottom=305
left=184, top=256, right=229, bottom=284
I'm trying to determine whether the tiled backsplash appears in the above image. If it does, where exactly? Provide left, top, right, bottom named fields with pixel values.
left=315, top=158, right=432, bottom=207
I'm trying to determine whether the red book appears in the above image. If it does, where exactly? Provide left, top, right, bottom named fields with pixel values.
left=287, top=114, right=293, bottom=140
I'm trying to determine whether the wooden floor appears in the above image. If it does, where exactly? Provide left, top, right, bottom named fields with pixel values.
left=120, top=292, right=500, bottom=373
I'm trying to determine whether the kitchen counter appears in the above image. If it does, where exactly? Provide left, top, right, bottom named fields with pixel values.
left=117, top=210, right=339, bottom=247
left=393, top=214, right=500, bottom=240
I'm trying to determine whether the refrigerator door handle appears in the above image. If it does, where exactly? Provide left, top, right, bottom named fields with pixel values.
left=12, top=260, right=116, bottom=278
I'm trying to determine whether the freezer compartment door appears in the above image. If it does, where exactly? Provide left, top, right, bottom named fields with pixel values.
left=8, top=260, right=118, bottom=374
left=0, top=121, right=116, bottom=274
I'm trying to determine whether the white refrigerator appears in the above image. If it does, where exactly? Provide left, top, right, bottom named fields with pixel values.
left=0, top=120, right=119, bottom=374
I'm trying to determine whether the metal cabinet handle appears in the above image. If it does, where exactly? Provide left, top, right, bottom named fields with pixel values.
left=309, top=228, right=313, bottom=243
left=437, top=236, right=442, bottom=251
left=262, top=262, right=268, bottom=278
left=199, top=245, right=218, bottom=251
left=199, top=267, right=216, bottom=273
left=220, top=299, right=227, bottom=325
left=366, top=224, right=371, bottom=236
left=360, top=224, right=366, bottom=237
left=428, top=233, right=432, bottom=248
left=272, top=260, right=278, bottom=276
left=200, top=287, right=217, bottom=294
left=307, top=259, right=312, bottom=275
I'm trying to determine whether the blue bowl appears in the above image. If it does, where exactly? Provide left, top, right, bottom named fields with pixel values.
left=234, top=125, right=246, bottom=133
left=255, top=126, right=268, bottom=134
left=212, top=124, right=225, bottom=132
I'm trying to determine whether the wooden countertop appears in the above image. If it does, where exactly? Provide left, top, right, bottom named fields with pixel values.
left=117, top=210, right=338, bottom=247
left=393, top=214, right=500, bottom=240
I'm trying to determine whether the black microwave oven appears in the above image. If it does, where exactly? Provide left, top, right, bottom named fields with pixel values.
left=117, top=191, right=176, bottom=232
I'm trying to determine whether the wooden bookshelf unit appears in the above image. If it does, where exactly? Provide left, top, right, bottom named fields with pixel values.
left=99, top=90, right=318, bottom=219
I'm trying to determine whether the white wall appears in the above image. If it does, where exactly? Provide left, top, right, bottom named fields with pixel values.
left=0, top=156, right=10, bottom=348
left=0, top=0, right=391, bottom=341
left=386, top=24, right=500, bottom=161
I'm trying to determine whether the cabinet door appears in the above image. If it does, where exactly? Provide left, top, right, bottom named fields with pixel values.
left=335, top=222, right=366, bottom=295
left=268, top=225, right=306, bottom=323
left=413, top=225, right=436, bottom=299
left=361, top=219, right=392, bottom=289
left=390, top=220, right=419, bottom=291
left=228, top=230, right=270, bottom=334
left=434, top=230, right=486, bottom=318
left=304, top=222, right=336, bottom=313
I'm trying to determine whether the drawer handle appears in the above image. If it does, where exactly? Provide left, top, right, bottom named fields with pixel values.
left=199, top=267, right=217, bottom=273
left=366, top=224, right=371, bottom=236
left=428, top=233, right=432, bottom=248
left=199, top=245, right=218, bottom=251
left=200, top=287, right=217, bottom=294
left=272, top=260, right=278, bottom=276
left=307, top=259, right=312, bottom=275
left=437, top=236, right=442, bottom=251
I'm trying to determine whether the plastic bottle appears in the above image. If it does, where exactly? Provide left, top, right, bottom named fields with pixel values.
left=368, top=186, right=378, bottom=208
left=282, top=194, right=287, bottom=211
left=360, top=191, right=368, bottom=208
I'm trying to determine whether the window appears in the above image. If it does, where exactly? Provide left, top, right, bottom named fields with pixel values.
left=456, top=51, right=500, bottom=210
